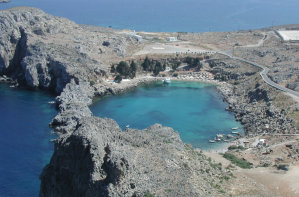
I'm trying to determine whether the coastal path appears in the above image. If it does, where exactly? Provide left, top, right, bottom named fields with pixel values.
left=214, top=32, right=299, bottom=98
left=216, top=51, right=299, bottom=98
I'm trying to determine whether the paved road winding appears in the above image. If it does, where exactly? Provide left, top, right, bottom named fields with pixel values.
left=217, top=51, right=299, bottom=97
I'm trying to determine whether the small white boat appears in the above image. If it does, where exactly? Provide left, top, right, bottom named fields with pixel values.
left=163, top=77, right=171, bottom=84
left=232, top=131, right=239, bottom=134
left=215, top=138, right=221, bottom=142
left=209, top=140, right=216, bottom=143
left=48, top=101, right=56, bottom=104
left=216, top=134, right=224, bottom=138
left=126, top=125, right=130, bottom=128
left=223, top=140, right=229, bottom=142
left=232, top=127, right=239, bottom=130
left=226, top=134, right=233, bottom=138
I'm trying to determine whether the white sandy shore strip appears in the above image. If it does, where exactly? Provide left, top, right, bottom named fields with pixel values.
left=106, top=74, right=230, bottom=95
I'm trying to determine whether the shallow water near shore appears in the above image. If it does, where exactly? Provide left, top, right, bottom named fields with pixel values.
left=91, top=81, right=243, bottom=150
left=0, top=84, right=56, bottom=197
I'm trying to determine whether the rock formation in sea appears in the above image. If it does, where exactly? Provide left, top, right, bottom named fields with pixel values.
left=0, top=7, right=230, bottom=196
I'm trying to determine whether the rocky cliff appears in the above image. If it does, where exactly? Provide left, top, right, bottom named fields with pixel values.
left=0, top=7, right=229, bottom=197
left=41, top=118, right=228, bottom=197
left=0, top=7, right=137, bottom=93
left=209, top=59, right=297, bottom=135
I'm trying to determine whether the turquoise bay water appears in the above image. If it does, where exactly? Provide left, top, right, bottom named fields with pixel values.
left=1, top=0, right=299, bottom=32
left=0, top=84, right=56, bottom=197
left=91, top=81, right=242, bottom=149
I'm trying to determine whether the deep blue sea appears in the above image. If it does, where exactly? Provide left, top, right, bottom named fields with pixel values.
left=91, top=81, right=242, bottom=150
left=0, top=84, right=56, bottom=197
left=1, top=0, right=299, bottom=32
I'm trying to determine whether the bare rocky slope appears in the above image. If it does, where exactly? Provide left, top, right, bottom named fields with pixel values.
left=0, top=7, right=231, bottom=197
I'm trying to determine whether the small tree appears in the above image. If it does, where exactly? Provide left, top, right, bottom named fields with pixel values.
left=172, top=61, right=181, bottom=71
left=102, top=41, right=110, bottom=47
left=193, top=57, right=200, bottom=67
left=185, top=56, right=193, bottom=65
left=153, top=61, right=162, bottom=76
left=116, top=61, right=130, bottom=77
left=110, top=65, right=116, bottom=73
left=142, top=57, right=151, bottom=71
left=148, top=60, right=155, bottom=71
left=197, top=61, right=203, bottom=70
left=185, top=57, right=203, bottom=70
left=129, top=61, right=137, bottom=78
left=114, top=75, right=122, bottom=83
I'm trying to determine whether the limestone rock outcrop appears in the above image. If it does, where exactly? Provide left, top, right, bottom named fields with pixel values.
left=0, top=7, right=137, bottom=93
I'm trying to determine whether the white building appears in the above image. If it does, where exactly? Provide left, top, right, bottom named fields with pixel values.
left=126, top=31, right=143, bottom=42
left=133, top=35, right=143, bottom=42
left=165, top=66, right=171, bottom=71
left=167, top=37, right=177, bottom=42
left=277, top=30, right=299, bottom=42
left=258, top=139, right=266, bottom=146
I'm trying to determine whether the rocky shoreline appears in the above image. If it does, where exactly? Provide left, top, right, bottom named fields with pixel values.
left=0, top=75, right=15, bottom=83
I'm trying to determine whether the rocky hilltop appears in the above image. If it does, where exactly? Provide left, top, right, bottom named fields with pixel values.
left=0, top=7, right=139, bottom=93
left=0, top=7, right=230, bottom=197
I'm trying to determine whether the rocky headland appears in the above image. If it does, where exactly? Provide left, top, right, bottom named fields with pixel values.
left=0, top=7, right=232, bottom=196
left=1, top=6, right=299, bottom=197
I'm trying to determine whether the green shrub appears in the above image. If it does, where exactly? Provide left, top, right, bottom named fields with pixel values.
left=173, top=73, right=178, bottom=77
left=102, top=41, right=110, bottom=47
left=116, top=61, right=130, bottom=76
left=144, top=192, right=155, bottom=197
left=223, top=153, right=252, bottom=169
left=228, top=145, right=246, bottom=151
left=129, top=61, right=137, bottom=78
left=184, top=56, right=203, bottom=70
left=153, top=61, right=163, bottom=76
left=172, top=61, right=181, bottom=70
left=110, top=65, right=116, bottom=73
left=210, top=162, right=222, bottom=170
left=114, top=75, right=122, bottom=83
left=142, top=57, right=152, bottom=71
left=89, top=80, right=95, bottom=86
